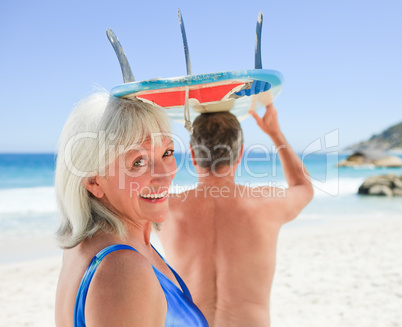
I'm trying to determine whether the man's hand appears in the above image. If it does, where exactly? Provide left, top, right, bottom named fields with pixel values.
left=249, top=103, right=280, bottom=137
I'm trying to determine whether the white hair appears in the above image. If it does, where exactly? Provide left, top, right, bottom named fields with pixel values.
left=55, top=91, right=171, bottom=249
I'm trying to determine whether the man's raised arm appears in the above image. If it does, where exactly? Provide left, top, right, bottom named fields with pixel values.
left=250, top=103, right=314, bottom=222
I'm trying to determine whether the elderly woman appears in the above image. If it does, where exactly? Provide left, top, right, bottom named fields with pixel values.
left=54, top=92, right=208, bottom=326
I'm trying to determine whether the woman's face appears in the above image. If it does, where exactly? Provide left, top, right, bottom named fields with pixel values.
left=97, top=136, right=176, bottom=226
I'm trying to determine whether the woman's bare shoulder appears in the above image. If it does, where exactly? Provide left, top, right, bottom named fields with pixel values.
left=85, top=249, right=166, bottom=326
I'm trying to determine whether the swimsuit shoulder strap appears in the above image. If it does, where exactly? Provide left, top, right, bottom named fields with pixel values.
left=151, top=244, right=193, bottom=301
left=73, top=244, right=138, bottom=327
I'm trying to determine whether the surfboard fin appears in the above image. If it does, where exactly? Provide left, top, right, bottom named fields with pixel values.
left=255, top=12, right=263, bottom=69
left=106, top=29, right=135, bottom=83
left=178, top=9, right=193, bottom=133
left=178, top=9, right=193, bottom=76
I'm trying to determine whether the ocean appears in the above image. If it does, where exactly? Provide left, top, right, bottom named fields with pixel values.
left=0, top=152, right=401, bottom=245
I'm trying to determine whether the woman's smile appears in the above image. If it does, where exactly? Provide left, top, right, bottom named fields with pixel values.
left=139, top=190, right=169, bottom=202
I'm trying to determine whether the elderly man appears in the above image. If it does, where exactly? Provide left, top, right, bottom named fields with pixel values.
left=158, top=103, right=314, bottom=326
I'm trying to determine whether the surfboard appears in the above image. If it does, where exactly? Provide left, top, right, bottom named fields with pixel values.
left=111, top=69, right=283, bottom=123
left=107, top=11, right=283, bottom=129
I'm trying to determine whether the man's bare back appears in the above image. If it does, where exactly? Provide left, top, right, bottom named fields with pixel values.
left=158, top=105, right=314, bottom=326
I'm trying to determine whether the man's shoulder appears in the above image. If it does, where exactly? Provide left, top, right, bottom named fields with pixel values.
left=231, top=184, right=292, bottom=221
left=168, top=189, right=196, bottom=208
left=233, top=184, right=286, bottom=201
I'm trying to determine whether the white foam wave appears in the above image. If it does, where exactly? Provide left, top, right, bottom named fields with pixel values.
left=0, top=187, right=57, bottom=216
left=243, top=178, right=365, bottom=198
left=311, top=177, right=365, bottom=198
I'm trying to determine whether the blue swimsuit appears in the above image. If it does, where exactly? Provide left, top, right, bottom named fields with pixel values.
left=74, top=244, right=208, bottom=326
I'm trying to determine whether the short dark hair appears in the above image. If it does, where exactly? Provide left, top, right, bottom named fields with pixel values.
left=190, top=112, right=244, bottom=170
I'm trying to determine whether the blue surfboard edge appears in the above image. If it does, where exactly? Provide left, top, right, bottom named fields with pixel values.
left=111, top=69, right=284, bottom=98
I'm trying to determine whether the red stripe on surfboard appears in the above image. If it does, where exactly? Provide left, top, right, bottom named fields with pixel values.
left=136, top=83, right=244, bottom=107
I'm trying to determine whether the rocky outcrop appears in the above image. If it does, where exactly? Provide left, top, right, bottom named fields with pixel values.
left=346, top=121, right=402, bottom=152
left=358, top=174, right=402, bottom=196
left=338, top=150, right=402, bottom=167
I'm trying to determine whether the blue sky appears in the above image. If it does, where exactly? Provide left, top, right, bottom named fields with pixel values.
left=1, top=0, right=401, bottom=153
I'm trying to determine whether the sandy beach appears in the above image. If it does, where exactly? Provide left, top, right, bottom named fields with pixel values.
left=1, top=215, right=401, bottom=327
left=272, top=215, right=402, bottom=327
